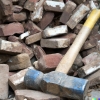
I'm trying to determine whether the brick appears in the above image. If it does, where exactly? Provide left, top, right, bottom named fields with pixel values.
left=0, top=0, right=12, bottom=16
left=0, top=40, right=22, bottom=55
left=8, top=36, right=19, bottom=42
left=0, top=64, right=9, bottom=99
left=31, top=6, right=43, bottom=22
left=24, top=0, right=39, bottom=11
left=25, top=32, right=42, bottom=45
left=85, top=70, right=100, bottom=87
left=12, top=5, right=23, bottom=13
left=67, top=4, right=90, bottom=29
left=0, top=54, right=10, bottom=64
left=15, top=90, right=60, bottom=100
left=82, top=39, right=97, bottom=50
left=60, top=1, right=76, bottom=24
left=30, top=0, right=46, bottom=22
left=44, top=1, right=65, bottom=12
left=41, top=38, right=70, bottom=48
left=38, top=12, right=54, bottom=29
left=25, top=21, right=42, bottom=34
left=61, top=33, right=76, bottom=44
left=42, top=25, right=68, bottom=38
left=33, top=45, right=46, bottom=59
left=38, top=53, right=63, bottom=72
left=78, top=57, right=100, bottom=78
left=9, top=67, right=34, bottom=90
left=7, top=53, right=32, bottom=71
left=2, top=22, right=24, bottom=36
left=82, top=52, right=100, bottom=65
left=6, top=12, right=27, bottom=22
left=21, top=43, right=34, bottom=59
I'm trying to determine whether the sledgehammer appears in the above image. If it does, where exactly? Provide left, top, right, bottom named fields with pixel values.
left=24, top=9, right=100, bottom=99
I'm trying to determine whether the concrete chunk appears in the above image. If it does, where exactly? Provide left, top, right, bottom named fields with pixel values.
left=44, top=1, right=65, bottom=12
left=0, top=40, right=22, bottom=55
left=67, top=4, right=90, bottom=29
left=41, top=38, right=70, bottom=48
left=15, top=90, right=60, bottom=100
left=7, top=53, right=32, bottom=71
left=43, top=25, right=68, bottom=38
left=0, top=64, right=9, bottom=99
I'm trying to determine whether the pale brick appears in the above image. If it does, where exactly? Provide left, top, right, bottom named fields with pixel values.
left=60, top=1, right=76, bottom=24
left=42, top=25, right=68, bottom=38
left=15, top=90, right=60, bottom=100
left=25, top=32, right=42, bottom=45
left=9, top=67, right=34, bottom=90
left=0, top=64, right=9, bottom=99
left=41, top=38, right=70, bottom=48
left=67, top=4, right=90, bottom=29
left=7, top=53, right=32, bottom=71
left=44, top=1, right=65, bottom=12
left=0, top=40, right=22, bottom=55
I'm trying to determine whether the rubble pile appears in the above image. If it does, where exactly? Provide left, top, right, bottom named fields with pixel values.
left=0, top=0, right=100, bottom=100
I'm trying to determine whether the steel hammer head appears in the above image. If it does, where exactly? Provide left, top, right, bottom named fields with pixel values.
left=24, top=69, right=89, bottom=99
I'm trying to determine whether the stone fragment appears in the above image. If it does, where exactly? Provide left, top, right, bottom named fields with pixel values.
left=78, top=57, right=100, bottom=78
left=33, top=45, right=46, bottom=59
left=0, top=40, right=22, bottom=55
left=31, top=6, right=43, bottom=22
left=6, top=12, right=27, bottom=22
left=60, top=1, right=76, bottom=24
left=74, top=24, right=83, bottom=34
left=44, top=1, right=65, bottom=12
left=41, top=38, right=70, bottom=48
left=15, top=90, right=60, bottom=100
left=8, top=36, right=19, bottom=42
left=9, top=67, right=34, bottom=90
left=67, top=4, right=90, bottom=29
left=0, top=0, right=12, bottom=16
left=25, top=32, right=42, bottom=45
left=38, top=53, right=63, bottom=72
left=2, top=22, right=24, bottom=36
left=12, top=5, right=23, bottom=13
left=43, top=25, right=68, bottom=38
left=38, top=12, right=54, bottom=29
left=0, top=64, right=9, bottom=99
left=7, top=53, right=32, bottom=71
left=25, top=21, right=42, bottom=34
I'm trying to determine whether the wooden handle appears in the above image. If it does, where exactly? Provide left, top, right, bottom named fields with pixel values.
left=56, top=9, right=100, bottom=74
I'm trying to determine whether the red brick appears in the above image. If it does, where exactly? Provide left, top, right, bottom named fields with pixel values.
left=38, top=53, right=63, bottom=72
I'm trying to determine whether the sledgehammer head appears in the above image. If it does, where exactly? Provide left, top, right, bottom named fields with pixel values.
left=40, top=71, right=89, bottom=100
left=24, top=69, right=89, bottom=99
